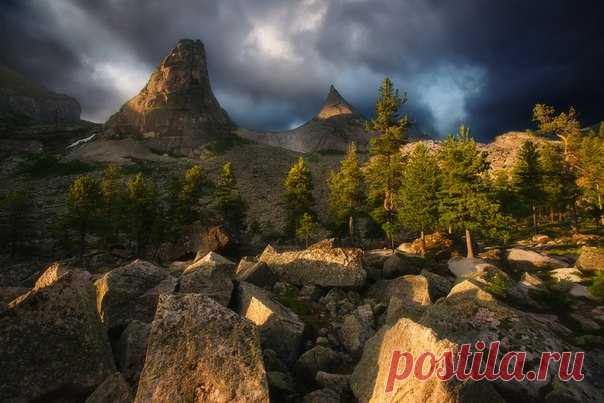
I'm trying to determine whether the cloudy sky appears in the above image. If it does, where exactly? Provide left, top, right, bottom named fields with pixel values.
left=1, top=0, right=603, bottom=140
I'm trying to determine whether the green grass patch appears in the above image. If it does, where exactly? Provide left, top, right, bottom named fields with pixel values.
left=316, top=149, right=345, bottom=156
left=529, top=287, right=572, bottom=311
left=204, top=134, right=252, bottom=155
left=484, top=272, right=512, bottom=299
left=18, top=153, right=96, bottom=177
left=120, top=159, right=160, bottom=176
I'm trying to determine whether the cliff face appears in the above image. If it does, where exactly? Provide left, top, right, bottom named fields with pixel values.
left=238, top=85, right=371, bottom=153
left=0, top=65, right=81, bottom=124
left=105, top=39, right=232, bottom=154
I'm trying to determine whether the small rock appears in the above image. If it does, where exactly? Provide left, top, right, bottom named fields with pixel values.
left=448, top=256, right=496, bottom=278
left=506, top=248, right=566, bottom=270
left=295, top=346, right=342, bottom=383
left=520, top=272, right=545, bottom=289
left=303, top=388, right=341, bottom=403
left=570, top=313, right=601, bottom=331
left=236, top=260, right=278, bottom=288
left=532, top=234, right=551, bottom=244
left=550, top=268, right=583, bottom=283
left=85, top=373, right=132, bottom=403
left=576, top=247, right=604, bottom=273
left=115, top=320, right=150, bottom=386
left=337, top=305, right=375, bottom=356
left=315, top=371, right=350, bottom=393
left=382, top=254, right=420, bottom=279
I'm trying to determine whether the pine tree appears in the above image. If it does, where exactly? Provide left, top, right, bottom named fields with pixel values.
left=167, top=165, right=206, bottom=238
left=126, top=173, right=160, bottom=256
left=438, top=125, right=508, bottom=258
left=215, top=161, right=247, bottom=235
left=284, top=157, right=315, bottom=236
left=511, top=140, right=544, bottom=232
left=99, top=164, right=125, bottom=246
left=364, top=77, right=410, bottom=248
left=532, top=104, right=581, bottom=161
left=0, top=190, right=33, bottom=258
left=539, top=144, right=578, bottom=225
left=328, top=142, right=365, bottom=241
left=576, top=132, right=604, bottom=226
left=296, top=212, right=319, bottom=248
left=397, top=143, right=440, bottom=252
left=67, top=175, right=101, bottom=260
left=533, top=105, right=584, bottom=230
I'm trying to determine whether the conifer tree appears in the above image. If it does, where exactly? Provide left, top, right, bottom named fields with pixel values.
left=532, top=104, right=581, bottom=161
left=215, top=161, right=247, bottom=234
left=438, top=126, right=508, bottom=258
left=126, top=173, right=160, bottom=256
left=99, top=164, right=125, bottom=246
left=67, top=175, right=101, bottom=260
left=296, top=212, right=319, bottom=248
left=0, top=190, right=33, bottom=258
left=533, top=105, right=584, bottom=229
left=284, top=157, right=315, bottom=236
left=539, top=144, right=578, bottom=225
left=328, top=142, right=365, bottom=241
left=167, top=165, right=206, bottom=237
left=576, top=132, right=604, bottom=225
left=364, top=78, right=410, bottom=248
left=511, top=140, right=544, bottom=232
left=397, top=143, right=440, bottom=251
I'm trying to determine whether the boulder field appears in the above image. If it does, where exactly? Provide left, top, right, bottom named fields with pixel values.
left=1, top=237, right=603, bottom=402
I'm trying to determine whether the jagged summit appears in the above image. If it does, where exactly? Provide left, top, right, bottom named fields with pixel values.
left=238, top=85, right=370, bottom=153
left=105, top=39, right=232, bottom=155
left=316, top=85, right=358, bottom=119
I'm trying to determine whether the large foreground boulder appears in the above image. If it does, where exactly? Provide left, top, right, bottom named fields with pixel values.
left=135, top=294, right=269, bottom=402
left=576, top=247, right=604, bottom=273
left=351, top=280, right=604, bottom=402
left=0, top=270, right=115, bottom=401
left=506, top=248, right=566, bottom=270
left=350, top=317, right=505, bottom=403
left=95, top=259, right=176, bottom=331
left=259, top=240, right=366, bottom=288
left=236, top=282, right=305, bottom=364
left=180, top=252, right=235, bottom=306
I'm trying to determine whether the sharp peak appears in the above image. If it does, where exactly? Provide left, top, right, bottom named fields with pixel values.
left=317, top=85, right=357, bottom=119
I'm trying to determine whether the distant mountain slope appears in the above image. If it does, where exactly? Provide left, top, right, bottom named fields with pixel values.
left=0, top=65, right=80, bottom=123
left=238, top=85, right=371, bottom=153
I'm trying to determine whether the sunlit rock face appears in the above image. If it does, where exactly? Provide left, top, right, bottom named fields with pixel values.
left=316, top=85, right=358, bottom=119
left=236, top=282, right=305, bottom=365
left=135, top=294, right=269, bottom=403
left=238, top=85, right=371, bottom=153
left=105, top=39, right=233, bottom=155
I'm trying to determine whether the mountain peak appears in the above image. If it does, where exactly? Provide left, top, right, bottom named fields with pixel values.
left=105, top=38, right=231, bottom=154
left=316, top=85, right=357, bottom=119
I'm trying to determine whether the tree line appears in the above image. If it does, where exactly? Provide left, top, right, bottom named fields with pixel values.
left=0, top=161, right=246, bottom=261
left=283, top=78, right=604, bottom=256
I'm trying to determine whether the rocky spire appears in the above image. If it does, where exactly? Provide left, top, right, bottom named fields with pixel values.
left=105, top=39, right=232, bottom=154
left=316, top=85, right=358, bottom=119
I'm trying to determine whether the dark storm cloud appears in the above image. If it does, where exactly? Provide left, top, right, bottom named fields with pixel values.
left=1, top=0, right=603, bottom=139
